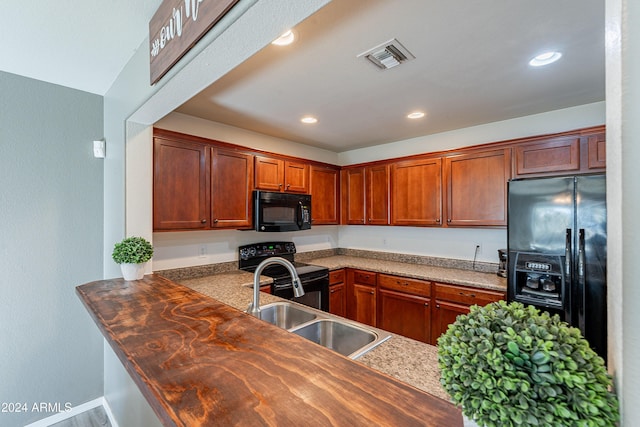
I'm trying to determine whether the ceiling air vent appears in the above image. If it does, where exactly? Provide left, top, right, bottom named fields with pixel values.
left=357, top=38, right=415, bottom=70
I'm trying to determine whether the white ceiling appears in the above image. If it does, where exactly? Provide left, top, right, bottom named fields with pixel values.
left=3, top=0, right=604, bottom=152
left=0, top=0, right=163, bottom=95
left=176, top=0, right=605, bottom=152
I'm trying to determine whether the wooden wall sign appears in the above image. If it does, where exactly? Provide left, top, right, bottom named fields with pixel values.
left=149, top=0, right=240, bottom=85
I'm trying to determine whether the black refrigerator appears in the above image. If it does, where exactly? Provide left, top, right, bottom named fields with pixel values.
left=507, top=174, right=607, bottom=361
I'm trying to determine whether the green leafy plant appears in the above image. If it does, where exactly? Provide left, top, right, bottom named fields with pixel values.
left=111, top=236, right=154, bottom=264
left=437, top=300, right=618, bottom=427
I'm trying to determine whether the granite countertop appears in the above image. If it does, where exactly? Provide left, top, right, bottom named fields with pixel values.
left=303, top=255, right=507, bottom=292
left=165, top=252, right=506, bottom=403
left=178, top=258, right=505, bottom=402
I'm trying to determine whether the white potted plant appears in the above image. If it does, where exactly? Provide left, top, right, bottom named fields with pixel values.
left=437, top=300, right=619, bottom=427
left=112, top=236, right=154, bottom=280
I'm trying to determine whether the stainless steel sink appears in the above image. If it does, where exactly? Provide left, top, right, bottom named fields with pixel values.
left=291, top=319, right=379, bottom=359
left=259, top=301, right=317, bottom=329
left=257, top=301, right=391, bottom=359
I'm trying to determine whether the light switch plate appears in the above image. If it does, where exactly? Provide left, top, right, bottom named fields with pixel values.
left=93, top=140, right=106, bottom=158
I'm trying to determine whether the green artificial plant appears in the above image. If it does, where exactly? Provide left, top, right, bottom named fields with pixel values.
left=111, top=236, right=154, bottom=264
left=437, top=300, right=618, bottom=427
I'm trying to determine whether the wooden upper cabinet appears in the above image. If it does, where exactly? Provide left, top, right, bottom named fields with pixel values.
left=211, top=149, right=254, bottom=229
left=587, top=132, right=606, bottom=169
left=514, top=137, right=580, bottom=177
left=342, top=165, right=390, bottom=225
left=254, top=156, right=285, bottom=191
left=342, top=167, right=366, bottom=224
left=444, top=148, right=511, bottom=227
left=284, top=161, right=310, bottom=193
left=153, top=137, right=209, bottom=230
left=391, top=157, right=442, bottom=226
left=310, top=166, right=340, bottom=225
left=255, top=156, right=309, bottom=193
left=366, top=164, right=390, bottom=225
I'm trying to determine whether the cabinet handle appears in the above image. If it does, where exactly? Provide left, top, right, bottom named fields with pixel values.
left=201, top=219, right=207, bottom=224
left=459, top=292, right=476, bottom=298
left=424, top=302, right=429, bottom=307
left=436, top=304, right=440, bottom=309
left=213, top=219, right=219, bottom=224
left=435, top=218, right=441, bottom=224
left=368, top=218, right=372, bottom=222
left=279, top=183, right=283, bottom=187
left=361, top=219, right=365, bottom=224
left=330, top=289, right=337, bottom=293
left=447, top=219, right=451, bottom=223
left=370, top=291, right=374, bottom=295
left=286, top=184, right=291, bottom=189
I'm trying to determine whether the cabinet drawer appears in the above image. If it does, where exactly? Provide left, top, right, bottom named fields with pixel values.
left=434, top=283, right=504, bottom=306
left=353, top=270, right=377, bottom=286
left=378, top=274, right=431, bottom=297
left=329, top=269, right=345, bottom=285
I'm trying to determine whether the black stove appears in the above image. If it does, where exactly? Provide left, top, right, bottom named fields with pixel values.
left=238, top=242, right=329, bottom=311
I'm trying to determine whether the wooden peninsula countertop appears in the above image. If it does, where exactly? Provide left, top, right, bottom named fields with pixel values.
left=77, top=275, right=462, bottom=427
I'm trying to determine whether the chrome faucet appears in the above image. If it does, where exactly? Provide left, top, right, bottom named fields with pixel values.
left=247, top=257, right=304, bottom=317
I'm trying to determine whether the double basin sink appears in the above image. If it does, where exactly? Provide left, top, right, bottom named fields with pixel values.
left=256, top=301, right=392, bottom=359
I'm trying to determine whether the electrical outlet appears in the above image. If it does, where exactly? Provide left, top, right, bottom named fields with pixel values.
left=474, top=243, right=482, bottom=255
left=198, top=245, right=207, bottom=258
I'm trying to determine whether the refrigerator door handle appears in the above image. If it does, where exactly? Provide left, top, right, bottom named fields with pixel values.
left=565, top=229, right=572, bottom=278
left=578, top=228, right=586, bottom=333
left=578, top=229, right=586, bottom=278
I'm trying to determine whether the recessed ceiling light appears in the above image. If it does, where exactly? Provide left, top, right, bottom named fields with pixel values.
left=272, top=30, right=295, bottom=46
left=407, top=111, right=425, bottom=119
left=529, top=51, right=562, bottom=67
left=300, top=116, right=318, bottom=124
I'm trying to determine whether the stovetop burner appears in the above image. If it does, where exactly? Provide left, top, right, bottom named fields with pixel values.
left=238, top=241, right=328, bottom=280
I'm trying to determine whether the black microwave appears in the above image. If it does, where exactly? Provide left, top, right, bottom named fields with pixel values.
left=254, top=191, right=312, bottom=232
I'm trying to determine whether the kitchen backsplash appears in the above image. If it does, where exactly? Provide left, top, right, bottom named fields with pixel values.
left=157, top=248, right=498, bottom=282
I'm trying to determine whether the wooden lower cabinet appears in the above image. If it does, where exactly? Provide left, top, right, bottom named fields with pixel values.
left=431, top=300, right=470, bottom=345
left=345, top=269, right=505, bottom=345
left=329, top=269, right=346, bottom=317
left=379, top=288, right=430, bottom=343
left=346, top=269, right=377, bottom=327
left=431, top=282, right=505, bottom=345
left=377, top=273, right=431, bottom=343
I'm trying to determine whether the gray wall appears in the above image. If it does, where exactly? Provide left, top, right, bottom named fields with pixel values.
left=0, top=71, right=104, bottom=426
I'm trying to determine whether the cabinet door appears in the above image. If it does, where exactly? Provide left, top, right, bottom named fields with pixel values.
left=211, top=149, right=254, bottom=228
left=341, top=167, right=366, bottom=224
left=379, top=288, right=430, bottom=343
left=153, top=138, right=209, bottom=230
left=329, top=269, right=346, bottom=317
left=255, top=155, right=284, bottom=191
left=514, top=137, right=580, bottom=176
left=432, top=300, right=470, bottom=345
left=444, top=148, right=511, bottom=227
left=310, top=166, right=339, bottom=224
left=366, top=164, right=390, bottom=225
left=284, top=161, right=309, bottom=193
left=391, top=157, right=442, bottom=226
left=353, top=284, right=376, bottom=327
left=587, top=132, right=606, bottom=169
left=329, top=283, right=346, bottom=317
